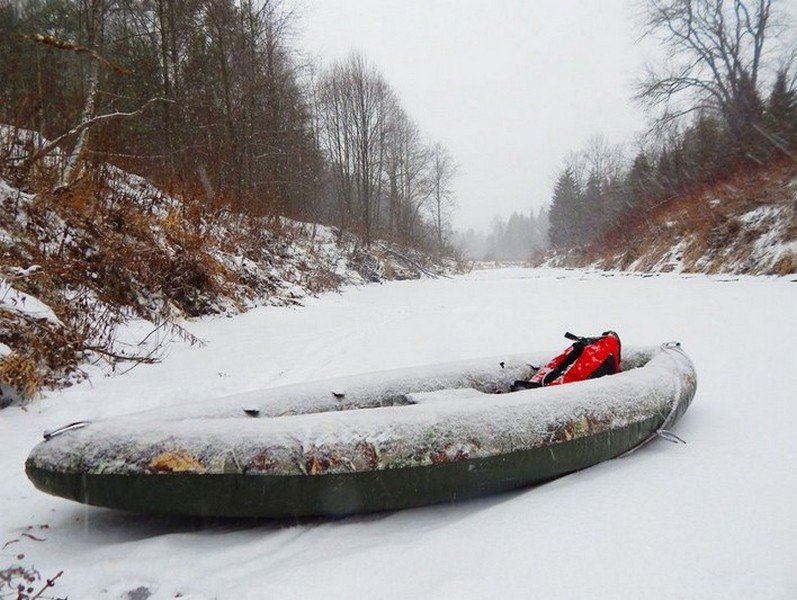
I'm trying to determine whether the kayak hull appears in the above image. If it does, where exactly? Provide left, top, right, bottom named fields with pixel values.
left=27, top=415, right=660, bottom=518
left=26, top=345, right=696, bottom=517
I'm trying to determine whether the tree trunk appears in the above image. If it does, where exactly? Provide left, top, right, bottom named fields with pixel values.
left=57, top=0, right=106, bottom=190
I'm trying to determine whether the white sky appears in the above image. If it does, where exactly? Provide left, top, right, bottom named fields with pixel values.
left=296, top=0, right=651, bottom=232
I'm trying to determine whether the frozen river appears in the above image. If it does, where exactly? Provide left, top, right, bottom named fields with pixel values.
left=2, top=268, right=795, bottom=599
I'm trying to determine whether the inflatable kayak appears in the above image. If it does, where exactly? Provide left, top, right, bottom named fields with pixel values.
left=26, top=344, right=696, bottom=518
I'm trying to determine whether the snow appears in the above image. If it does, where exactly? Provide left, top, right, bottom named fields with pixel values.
left=0, top=124, right=62, bottom=168
left=2, top=267, right=796, bottom=599
left=738, top=204, right=785, bottom=225
left=0, top=278, right=63, bottom=327
left=643, top=239, right=689, bottom=273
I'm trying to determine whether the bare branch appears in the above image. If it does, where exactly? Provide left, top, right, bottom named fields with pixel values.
left=16, top=33, right=129, bottom=74
left=637, top=0, right=784, bottom=135
left=22, top=97, right=173, bottom=171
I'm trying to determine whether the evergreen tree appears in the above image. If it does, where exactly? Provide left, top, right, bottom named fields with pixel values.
left=581, top=170, right=603, bottom=238
left=681, top=115, right=730, bottom=183
left=600, top=173, right=626, bottom=231
left=625, top=152, right=653, bottom=203
left=535, top=206, right=550, bottom=249
left=654, top=142, right=687, bottom=198
left=548, top=168, right=581, bottom=248
left=765, top=70, right=797, bottom=150
left=725, top=69, right=766, bottom=159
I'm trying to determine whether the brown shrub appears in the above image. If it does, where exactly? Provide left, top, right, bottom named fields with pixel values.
left=0, top=351, right=42, bottom=399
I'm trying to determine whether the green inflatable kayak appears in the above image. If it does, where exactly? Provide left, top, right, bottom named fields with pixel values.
left=26, top=344, right=696, bottom=518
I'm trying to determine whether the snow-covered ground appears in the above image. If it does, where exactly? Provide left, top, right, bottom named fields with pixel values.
left=2, top=268, right=795, bottom=599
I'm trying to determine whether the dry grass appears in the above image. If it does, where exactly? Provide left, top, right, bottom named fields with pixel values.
left=773, top=255, right=794, bottom=275
left=0, top=351, right=42, bottom=399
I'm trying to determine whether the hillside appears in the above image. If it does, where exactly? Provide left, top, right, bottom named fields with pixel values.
left=542, top=161, right=797, bottom=276
left=0, top=126, right=457, bottom=401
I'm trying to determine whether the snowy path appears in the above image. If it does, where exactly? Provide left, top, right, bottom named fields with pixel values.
left=2, top=268, right=795, bottom=599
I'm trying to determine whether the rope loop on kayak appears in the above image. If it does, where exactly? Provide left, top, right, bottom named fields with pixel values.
left=656, top=429, right=687, bottom=444
left=620, top=343, right=689, bottom=457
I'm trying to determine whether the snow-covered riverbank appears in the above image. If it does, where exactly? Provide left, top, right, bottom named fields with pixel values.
left=2, top=268, right=795, bottom=599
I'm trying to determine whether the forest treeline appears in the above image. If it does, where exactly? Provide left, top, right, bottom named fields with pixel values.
left=547, top=0, right=797, bottom=251
left=0, top=0, right=457, bottom=249
left=456, top=210, right=549, bottom=261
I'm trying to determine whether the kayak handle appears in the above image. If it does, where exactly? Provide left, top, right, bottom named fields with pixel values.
left=43, top=421, right=91, bottom=441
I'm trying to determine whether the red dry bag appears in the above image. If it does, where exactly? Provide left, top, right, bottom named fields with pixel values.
left=513, top=331, right=621, bottom=390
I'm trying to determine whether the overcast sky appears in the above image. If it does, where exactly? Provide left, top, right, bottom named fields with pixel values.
left=296, top=0, right=652, bottom=232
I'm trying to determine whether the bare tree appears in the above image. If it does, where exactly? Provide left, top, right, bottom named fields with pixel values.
left=317, top=60, right=356, bottom=232
left=564, top=134, right=625, bottom=187
left=429, top=142, right=457, bottom=246
left=317, top=53, right=397, bottom=244
left=636, top=0, right=793, bottom=150
left=384, top=110, right=434, bottom=241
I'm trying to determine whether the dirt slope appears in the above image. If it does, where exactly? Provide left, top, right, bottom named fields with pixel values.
left=545, top=161, right=797, bottom=276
